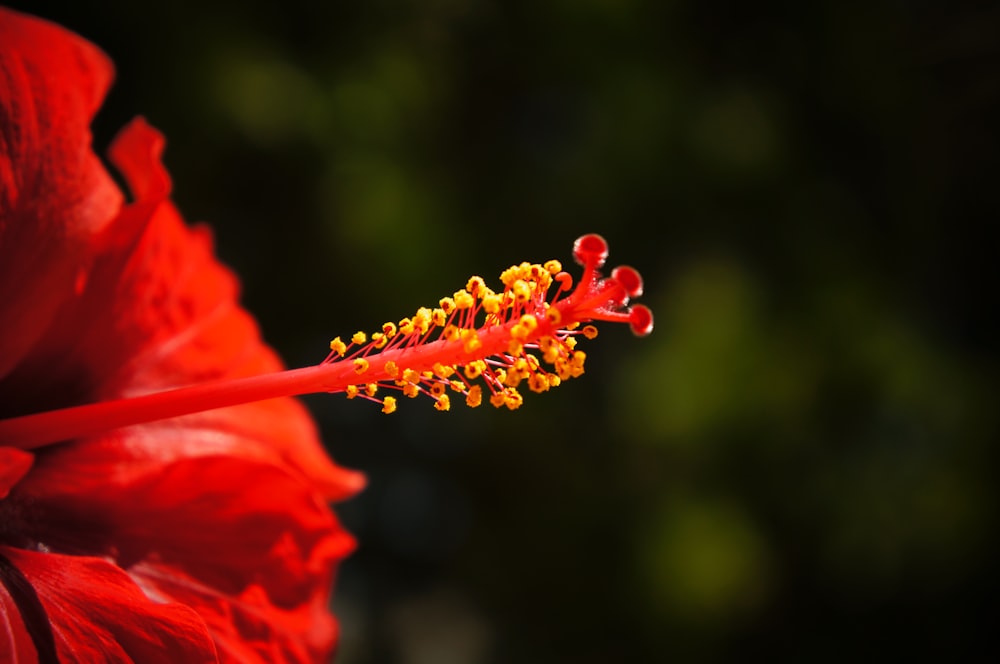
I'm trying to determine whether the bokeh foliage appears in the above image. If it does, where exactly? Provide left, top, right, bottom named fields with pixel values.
left=14, top=1, right=998, bottom=661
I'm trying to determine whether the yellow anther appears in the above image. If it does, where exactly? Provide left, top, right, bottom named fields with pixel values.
left=543, top=345, right=561, bottom=364
left=466, top=276, right=486, bottom=296
left=544, top=259, right=562, bottom=274
left=490, top=391, right=507, bottom=408
left=507, top=339, right=523, bottom=356
left=385, top=360, right=399, bottom=378
left=582, top=325, right=599, bottom=340
left=481, top=293, right=503, bottom=315
left=353, top=358, right=369, bottom=374
left=365, top=383, right=379, bottom=397
left=434, top=394, right=451, bottom=411
left=422, top=371, right=434, bottom=379
left=414, top=307, right=433, bottom=334
left=403, top=383, right=420, bottom=398
left=352, top=331, right=367, bottom=345
left=529, top=373, right=550, bottom=393
left=511, top=314, right=538, bottom=341
left=545, top=307, right=561, bottom=325
left=464, top=360, right=486, bottom=380
left=430, top=382, right=446, bottom=398
left=555, top=358, right=572, bottom=380
left=512, top=279, right=532, bottom=303
left=454, top=289, right=475, bottom=309
left=432, top=363, right=454, bottom=378
left=503, top=389, right=524, bottom=410
left=565, top=336, right=578, bottom=350
left=493, top=368, right=507, bottom=385
left=450, top=380, right=465, bottom=392
left=466, top=385, right=483, bottom=408
left=432, top=308, right=448, bottom=327
left=329, top=337, right=347, bottom=357
left=443, top=324, right=460, bottom=341
left=382, top=397, right=397, bottom=414
left=403, top=368, right=421, bottom=384
left=439, top=297, right=457, bottom=314
left=462, top=328, right=481, bottom=353
left=372, top=332, right=388, bottom=349
left=382, top=321, right=397, bottom=338
left=398, top=317, right=415, bottom=335
left=548, top=374, right=561, bottom=388
left=345, top=385, right=359, bottom=399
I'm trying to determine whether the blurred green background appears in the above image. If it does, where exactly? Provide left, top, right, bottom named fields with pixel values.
left=12, top=1, right=998, bottom=661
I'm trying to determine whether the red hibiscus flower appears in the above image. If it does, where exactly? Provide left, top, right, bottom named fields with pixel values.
left=0, top=7, right=362, bottom=663
left=0, top=6, right=652, bottom=663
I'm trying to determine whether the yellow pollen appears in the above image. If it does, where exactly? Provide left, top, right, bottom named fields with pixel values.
left=582, top=325, right=599, bottom=340
left=462, top=328, right=481, bottom=353
left=443, top=325, right=460, bottom=341
left=454, top=289, right=475, bottom=309
left=430, top=382, right=446, bottom=397
left=329, top=337, right=347, bottom=357
left=544, top=259, right=562, bottom=274
left=512, top=279, right=532, bottom=303
left=365, top=383, right=379, bottom=397
left=372, top=332, right=388, bottom=349
left=439, top=297, right=456, bottom=314
left=403, top=368, right=421, bottom=384
left=398, top=317, right=415, bottom=335
left=352, top=331, right=367, bottom=345
left=353, top=358, right=370, bottom=374
left=466, top=385, right=483, bottom=408
left=450, top=380, right=465, bottom=392
left=382, top=397, right=397, bottom=414
left=529, top=373, right=550, bottom=393
left=345, top=385, right=359, bottom=399
left=432, top=308, right=448, bottom=327
left=507, top=339, right=523, bottom=356
left=434, top=394, right=451, bottom=411
left=433, top=362, right=455, bottom=378
left=382, top=321, right=397, bottom=337
left=545, top=307, right=561, bottom=325
left=403, top=383, right=420, bottom=398
left=466, top=276, right=486, bottom=295
left=504, top=390, right=524, bottom=410
left=490, top=391, right=507, bottom=408
left=464, top=360, right=486, bottom=380
left=482, top=294, right=502, bottom=314
left=385, top=360, right=399, bottom=378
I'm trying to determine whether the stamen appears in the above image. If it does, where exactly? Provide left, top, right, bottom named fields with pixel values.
left=0, top=234, right=653, bottom=449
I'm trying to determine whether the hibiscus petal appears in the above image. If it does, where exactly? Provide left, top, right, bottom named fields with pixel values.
left=0, top=546, right=218, bottom=663
left=9, top=451, right=354, bottom=663
left=0, top=448, right=32, bottom=500
left=0, top=7, right=122, bottom=384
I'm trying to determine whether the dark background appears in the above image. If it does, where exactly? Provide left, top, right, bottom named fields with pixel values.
left=11, top=1, right=999, bottom=662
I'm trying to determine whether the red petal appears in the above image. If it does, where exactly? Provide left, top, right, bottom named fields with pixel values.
left=0, top=8, right=361, bottom=661
left=0, top=448, right=32, bottom=499
left=0, top=546, right=218, bottom=663
left=9, top=451, right=353, bottom=663
left=0, top=7, right=122, bottom=383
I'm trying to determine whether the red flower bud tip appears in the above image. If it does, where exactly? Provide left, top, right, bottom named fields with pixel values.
left=317, top=234, right=654, bottom=414
left=0, top=234, right=652, bottom=448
